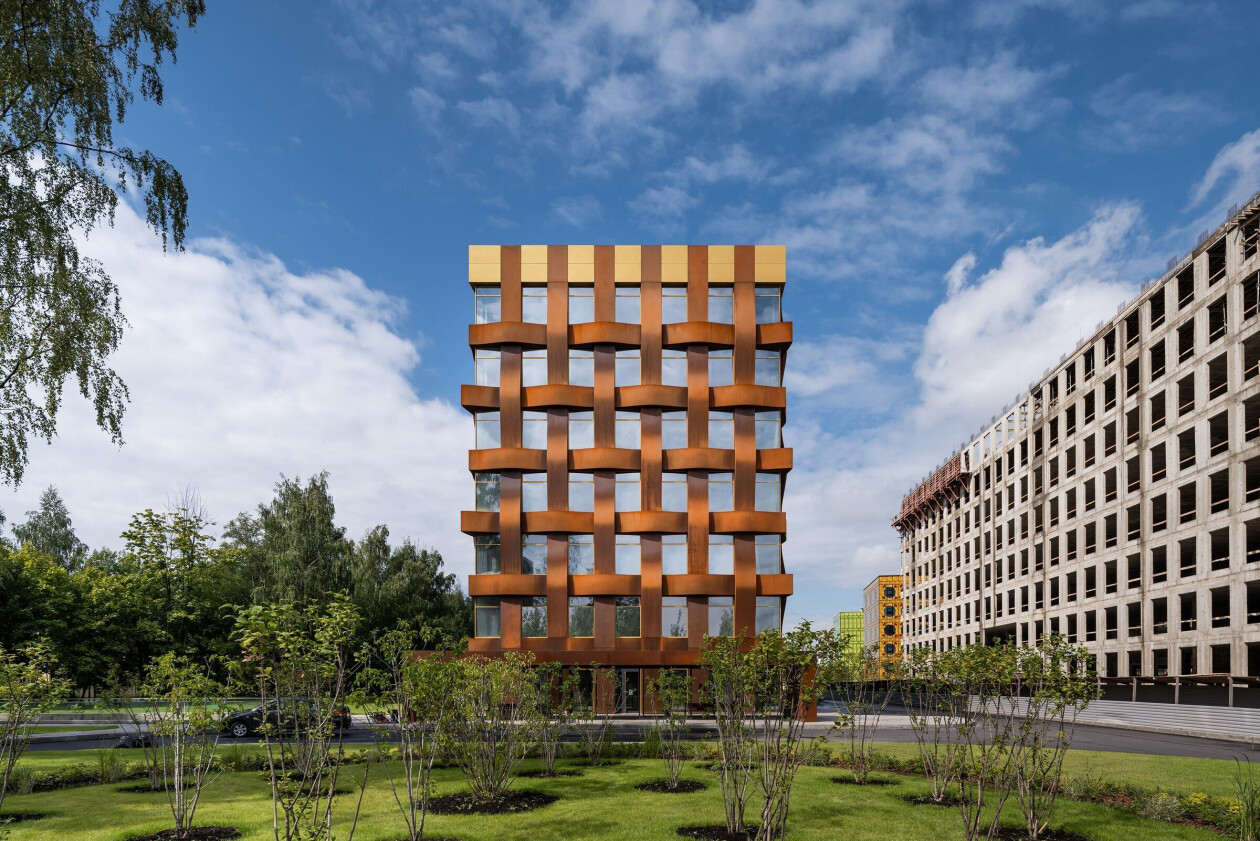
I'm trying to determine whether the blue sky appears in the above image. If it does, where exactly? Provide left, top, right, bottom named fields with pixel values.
left=9, top=0, right=1260, bottom=627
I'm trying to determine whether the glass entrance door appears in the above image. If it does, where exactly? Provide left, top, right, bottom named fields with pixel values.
left=617, top=668, right=640, bottom=714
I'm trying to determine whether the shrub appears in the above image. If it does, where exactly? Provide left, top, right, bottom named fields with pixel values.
left=1135, top=791, right=1184, bottom=822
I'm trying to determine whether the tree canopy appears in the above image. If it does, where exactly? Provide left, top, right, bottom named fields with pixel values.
left=0, top=0, right=203, bottom=485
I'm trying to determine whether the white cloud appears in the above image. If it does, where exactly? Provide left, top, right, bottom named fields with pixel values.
left=551, top=195, right=603, bottom=227
left=1190, top=127, right=1260, bottom=216
left=918, top=52, right=1057, bottom=125
left=408, top=86, right=446, bottom=127
left=1088, top=76, right=1225, bottom=151
left=915, top=202, right=1143, bottom=438
left=7, top=201, right=472, bottom=580
left=456, top=96, right=522, bottom=133
left=628, top=185, right=697, bottom=221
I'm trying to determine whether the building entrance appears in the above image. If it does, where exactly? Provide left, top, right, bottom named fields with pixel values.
left=617, top=668, right=640, bottom=714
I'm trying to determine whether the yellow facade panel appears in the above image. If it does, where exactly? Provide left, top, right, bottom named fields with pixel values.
left=661, top=245, right=688, bottom=264
left=709, top=245, right=735, bottom=264
left=468, top=262, right=501, bottom=284
left=755, top=245, right=786, bottom=265
left=521, top=245, right=548, bottom=264
left=468, top=245, right=501, bottom=265
left=709, top=262, right=735, bottom=284
left=521, top=263, right=547, bottom=284
left=614, top=262, right=642, bottom=284
left=614, top=245, right=642, bottom=264
left=754, top=262, right=786, bottom=283
left=568, top=263, right=594, bottom=284
left=568, top=244, right=594, bottom=264
left=661, top=262, right=688, bottom=284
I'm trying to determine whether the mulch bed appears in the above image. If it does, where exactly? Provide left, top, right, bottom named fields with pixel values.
left=636, top=780, right=707, bottom=794
left=993, top=829, right=1091, bottom=841
left=428, top=791, right=558, bottom=815
left=128, top=827, right=242, bottom=841
left=676, top=824, right=758, bottom=841
left=901, top=794, right=965, bottom=807
left=830, top=775, right=900, bottom=787
left=116, top=783, right=165, bottom=793
left=0, top=813, right=47, bottom=824
left=518, top=769, right=582, bottom=778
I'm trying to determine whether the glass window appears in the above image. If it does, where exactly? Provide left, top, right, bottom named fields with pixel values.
left=615, top=472, right=640, bottom=512
left=755, top=412, right=782, bottom=449
left=662, top=534, right=687, bottom=575
left=708, top=287, right=733, bottom=323
left=755, top=535, right=781, bottom=574
left=709, top=411, right=734, bottom=448
left=615, top=411, right=641, bottom=448
left=475, top=286, right=501, bottom=324
left=616, top=535, right=641, bottom=574
left=709, top=534, right=734, bottom=574
left=883, top=586, right=896, bottom=599
left=522, top=286, right=547, bottom=323
left=568, top=534, right=594, bottom=574
left=569, top=411, right=594, bottom=448
left=755, top=350, right=781, bottom=387
left=474, top=534, right=500, bottom=574
left=662, top=411, right=687, bottom=449
left=755, top=286, right=780, bottom=324
left=709, top=597, right=734, bottom=637
left=522, top=534, right=547, bottom=575
left=521, top=596, right=547, bottom=637
left=475, top=597, right=500, bottom=638
left=662, top=472, right=688, bottom=512
left=522, top=349, right=547, bottom=387
left=662, top=286, right=688, bottom=324
left=662, top=349, right=687, bottom=386
left=709, top=472, right=734, bottom=512
left=616, top=597, right=641, bottom=637
left=522, top=410, right=548, bottom=449
left=569, top=596, right=594, bottom=637
left=755, top=472, right=781, bottom=512
left=570, top=350, right=594, bottom=386
left=709, top=348, right=733, bottom=387
left=475, top=472, right=500, bottom=511
left=614, top=597, right=640, bottom=638
left=616, top=286, right=641, bottom=323
left=569, top=287, right=594, bottom=323
left=475, top=412, right=500, bottom=449
left=616, top=349, right=641, bottom=386
left=569, top=474, right=594, bottom=512
left=756, top=597, right=780, bottom=634
left=475, top=349, right=500, bottom=387
left=522, top=473, right=547, bottom=512
left=662, top=596, right=687, bottom=637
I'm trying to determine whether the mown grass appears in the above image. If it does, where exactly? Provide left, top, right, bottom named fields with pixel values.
left=0, top=750, right=1233, bottom=841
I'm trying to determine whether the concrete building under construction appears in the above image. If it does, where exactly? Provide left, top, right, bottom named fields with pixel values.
left=894, top=192, right=1260, bottom=684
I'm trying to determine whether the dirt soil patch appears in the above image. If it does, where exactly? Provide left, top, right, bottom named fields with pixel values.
left=0, top=813, right=47, bottom=824
left=518, top=769, right=582, bottom=778
left=428, top=791, right=558, bottom=815
left=128, top=827, right=242, bottom=841
left=993, top=829, right=1091, bottom=841
left=116, top=783, right=165, bottom=793
left=676, top=824, right=758, bottom=841
left=636, top=780, right=707, bottom=793
left=901, top=794, right=965, bottom=807
left=830, top=775, right=900, bottom=786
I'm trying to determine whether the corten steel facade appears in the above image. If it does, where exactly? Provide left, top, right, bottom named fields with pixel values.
left=460, top=244, right=793, bottom=709
left=894, top=194, right=1260, bottom=682
left=862, top=575, right=903, bottom=670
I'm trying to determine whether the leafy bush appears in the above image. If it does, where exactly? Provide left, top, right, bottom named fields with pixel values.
left=1135, top=791, right=1185, bottom=822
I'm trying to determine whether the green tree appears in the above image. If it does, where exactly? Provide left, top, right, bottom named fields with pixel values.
left=350, top=526, right=471, bottom=643
left=0, top=0, right=204, bottom=485
left=224, top=473, right=352, bottom=604
left=0, top=640, right=69, bottom=813
left=12, top=486, right=86, bottom=571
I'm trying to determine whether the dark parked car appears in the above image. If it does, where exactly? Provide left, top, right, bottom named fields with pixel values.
left=114, top=732, right=155, bottom=749
left=222, top=702, right=352, bottom=738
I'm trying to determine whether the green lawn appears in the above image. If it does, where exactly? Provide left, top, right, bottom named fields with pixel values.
left=0, top=748, right=1237, bottom=841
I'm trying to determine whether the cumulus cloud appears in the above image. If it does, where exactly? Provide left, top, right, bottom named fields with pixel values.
left=7, top=201, right=472, bottom=578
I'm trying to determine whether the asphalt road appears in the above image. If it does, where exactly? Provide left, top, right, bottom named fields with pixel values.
left=30, top=720, right=1252, bottom=760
